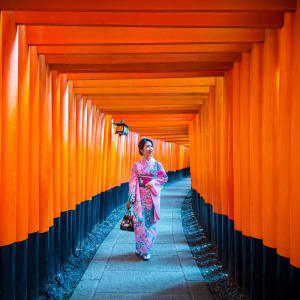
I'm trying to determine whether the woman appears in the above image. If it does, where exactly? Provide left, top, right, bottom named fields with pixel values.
left=126, top=138, right=168, bottom=261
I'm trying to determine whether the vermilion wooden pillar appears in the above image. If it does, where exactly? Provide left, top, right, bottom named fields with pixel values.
left=249, top=42, right=263, bottom=300
left=0, top=11, right=18, bottom=300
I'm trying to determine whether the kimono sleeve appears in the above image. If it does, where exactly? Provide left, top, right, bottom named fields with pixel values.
left=128, top=163, right=138, bottom=203
left=148, top=162, right=168, bottom=196
left=155, top=162, right=168, bottom=185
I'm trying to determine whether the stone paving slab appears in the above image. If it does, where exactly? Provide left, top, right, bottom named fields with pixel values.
left=71, top=178, right=213, bottom=300
left=106, top=254, right=182, bottom=272
left=112, top=243, right=178, bottom=256
left=95, top=271, right=189, bottom=294
left=92, top=293, right=192, bottom=300
left=71, top=280, right=99, bottom=300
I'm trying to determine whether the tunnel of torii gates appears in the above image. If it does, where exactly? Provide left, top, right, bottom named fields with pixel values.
left=1, top=0, right=300, bottom=299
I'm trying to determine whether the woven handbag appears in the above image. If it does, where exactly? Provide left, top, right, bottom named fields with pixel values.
left=120, top=209, right=134, bottom=232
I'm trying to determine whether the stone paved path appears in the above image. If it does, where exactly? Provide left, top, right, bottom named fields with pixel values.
left=71, top=177, right=213, bottom=300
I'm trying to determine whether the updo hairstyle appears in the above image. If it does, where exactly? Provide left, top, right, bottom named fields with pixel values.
left=138, top=138, right=153, bottom=156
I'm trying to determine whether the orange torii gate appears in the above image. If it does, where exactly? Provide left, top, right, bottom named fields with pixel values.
left=0, top=0, right=300, bottom=299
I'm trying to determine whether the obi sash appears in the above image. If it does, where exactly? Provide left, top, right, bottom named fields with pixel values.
left=138, top=175, right=154, bottom=187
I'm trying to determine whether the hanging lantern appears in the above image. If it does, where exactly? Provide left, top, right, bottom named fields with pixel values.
left=113, top=120, right=129, bottom=136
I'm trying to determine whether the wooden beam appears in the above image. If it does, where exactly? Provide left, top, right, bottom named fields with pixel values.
left=91, top=99, right=205, bottom=106
left=74, top=86, right=210, bottom=95
left=88, top=94, right=207, bottom=101
left=112, top=114, right=195, bottom=120
left=26, top=26, right=265, bottom=45
left=66, top=71, right=224, bottom=80
left=105, top=110, right=197, bottom=114
left=128, top=124, right=190, bottom=128
left=15, top=11, right=283, bottom=28
left=1, top=0, right=296, bottom=12
left=100, top=106, right=201, bottom=112
left=45, top=53, right=240, bottom=64
left=50, top=62, right=233, bottom=72
left=147, top=135, right=189, bottom=138
left=38, top=44, right=252, bottom=55
left=73, top=78, right=216, bottom=88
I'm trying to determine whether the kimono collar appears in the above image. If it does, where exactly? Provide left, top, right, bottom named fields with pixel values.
left=141, top=156, right=155, bottom=165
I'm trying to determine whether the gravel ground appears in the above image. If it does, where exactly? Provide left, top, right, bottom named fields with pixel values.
left=181, top=193, right=250, bottom=300
left=43, top=205, right=126, bottom=300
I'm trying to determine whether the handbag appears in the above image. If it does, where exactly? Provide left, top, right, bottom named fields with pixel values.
left=120, top=208, right=134, bottom=232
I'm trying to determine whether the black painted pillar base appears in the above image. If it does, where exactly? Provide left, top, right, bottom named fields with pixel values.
left=39, top=231, right=49, bottom=294
left=15, top=239, right=28, bottom=300
left=0, top=243, right=16, bottom=300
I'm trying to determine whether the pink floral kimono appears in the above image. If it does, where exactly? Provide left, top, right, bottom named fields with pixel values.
left=128, top=157, right=168, bottom=255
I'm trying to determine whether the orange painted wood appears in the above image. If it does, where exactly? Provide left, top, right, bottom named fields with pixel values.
left=60, top=73, right=69, bottom=212
left=219, top=76, right=228, bottom=216
left=98, top=113, right=105, bottom=192
left=290, top=0, right=300, bottom=268
left=261, top=29, right=279, bottom=249
left=106, top=109, right=198, bottom=115
left=100, top=115, right=110, bottom=191
left=85, top=101, right=93, bottom=201
left=239, top=52, right=250, bottom=237
left=232, top=62, right=241, bottom=231
left=52, top=70, right=61, bottom=219
left=17, top=25, right=30, bottom=241
left=75, top=96, right=83, bottom=205
left=249, top=43, right=263, bottom=240
left=29, top=46, right=40, bottom=234
left=26, top=26, right=265, bottom=45
left=112, top=114, right=194, bottom=121
left=96, top=105, right=203, bottom=111
left=91, top=99, right=205, bottom=106
left=73, top=78, right=216, bottom=88
left=1, top=0, right=296, bottom=12
left=50, top=62, right=232, bottom=72
left=39, top=55, right=50, bottom=233
left=47, top=61, right=54, bottom=227
left=0, top=11, right=18, bottom=245
left=277, top=13, right=293, bottom=259
left=81, top=98, right=87, bottom=201
left=226, top=70, right=234, bottom=220
left=68, top=81, right=76, bottom=210
left=74, top=86, right=209, bottom=95
left=66, top=71, right=225, bottom=80
left=15, top=11, right=283, bottom=28
left=38, top=44, right=251, bottom=55
left=45, top=53, right=240, bottom=65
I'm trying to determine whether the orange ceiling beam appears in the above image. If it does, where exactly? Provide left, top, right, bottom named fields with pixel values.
left=50, top=62, right=233, bottom=72
left=1, top=0, right=296, bottom=11
left=105, top=109, right=197, bottom=115
left=112, top=114, right=194, bottom=120
left=72, top=78, right=216, bottom=88
left=98, top=107, right=202, bottom=112
left=26, top=26, right=265, bottom=45
left=132, top=126, right=188, bottom=132
left=126, top=123, right=190, bottom=128
left=37, top=44, right=251, bottom=55
left=45, top=53, right=240, bottom=64
left=66, top=71, right=224, bottom=80
left=15, top=11, right=283, bottom=28
left=91, top=99, right=205, bottom=106
left=74, top=86, right=210, bottom=95
left=87, top=94, right=207, bottom=101
left=99, top=106, right=201, bottom=112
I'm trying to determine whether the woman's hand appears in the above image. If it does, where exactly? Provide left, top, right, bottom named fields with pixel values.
left=126, top=201, right=131, bottom=210
left=145, top=182, right=153, bottom=189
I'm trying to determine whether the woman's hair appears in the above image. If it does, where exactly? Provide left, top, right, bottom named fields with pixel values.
left=138, top=138, right=153, bottom=156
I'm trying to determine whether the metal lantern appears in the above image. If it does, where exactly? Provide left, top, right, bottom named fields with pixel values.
left=113, top=120, right=129, bottom=136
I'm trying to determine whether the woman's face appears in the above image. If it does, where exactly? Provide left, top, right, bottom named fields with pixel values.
left=142, top=141, right=153, bottom=158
